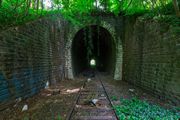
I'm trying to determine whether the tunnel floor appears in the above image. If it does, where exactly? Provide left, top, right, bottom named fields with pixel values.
left=0, top=73, right=179, bottom=119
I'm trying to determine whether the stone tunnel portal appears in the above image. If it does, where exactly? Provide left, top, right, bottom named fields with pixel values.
left=72, top=25, right=116, bottom=77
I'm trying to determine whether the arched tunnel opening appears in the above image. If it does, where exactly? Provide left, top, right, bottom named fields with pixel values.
left=72, top=25, right=116, bottom=77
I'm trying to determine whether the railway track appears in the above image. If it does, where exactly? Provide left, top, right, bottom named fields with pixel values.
left=66, top=73, right=119, bottom=120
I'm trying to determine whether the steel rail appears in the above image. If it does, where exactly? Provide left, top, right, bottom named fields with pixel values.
left=66, top=73, right=119, bottom=120
left=66, top=79, right=87, bottom=120
left=97, top=73, right=119, bottom=120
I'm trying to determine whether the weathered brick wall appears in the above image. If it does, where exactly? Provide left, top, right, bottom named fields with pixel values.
left=48, top=18, right=68, bottom=85
left=2, top=13, right=178, bottom=108
left=0, top=20, right=50, bottom=103
left=0, top=15, right=124, bottom=106
left=0, top=16, right=66, bottom=105
left=123, top=17, right=180, bottom=105
left=122, top=16, right=143, bottom=86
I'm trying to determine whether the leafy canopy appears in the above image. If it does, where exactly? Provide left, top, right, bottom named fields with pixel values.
left=0, top=0, right=174, bottom=29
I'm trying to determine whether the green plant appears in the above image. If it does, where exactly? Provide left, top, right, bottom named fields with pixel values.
left=114, top=97, right=180, bottom=120
left=57, top=113, right=61, bottom=120
left=23, top=116, right=29, bottom=120
left=0, top=0, right=176, bottom=30
left=111, top=96, right=118, bottom=101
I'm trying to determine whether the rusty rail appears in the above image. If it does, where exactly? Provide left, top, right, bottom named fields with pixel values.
left=66, top=73, right=119, bottom=120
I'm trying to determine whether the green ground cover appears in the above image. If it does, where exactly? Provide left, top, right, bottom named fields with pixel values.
left=113, top=97, right=180, bottom=120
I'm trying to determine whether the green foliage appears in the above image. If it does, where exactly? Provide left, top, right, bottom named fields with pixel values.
left=114, top=97, right=180, bottom=120
left=57, top=113, right=61, bottom=120
left=0, top=0, right=49, bottom=30
left=111, top=95, right=118, bottom=101
left=0, top=0, right=177, bottom=30
left=23, top=116, right=29, bottom=120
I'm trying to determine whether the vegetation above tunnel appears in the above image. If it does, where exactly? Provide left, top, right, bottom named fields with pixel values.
left=0, top=0, right=180, bottom=30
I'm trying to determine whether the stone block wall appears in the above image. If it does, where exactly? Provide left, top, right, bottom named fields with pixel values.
left=123, top=17, right=180, bottom=105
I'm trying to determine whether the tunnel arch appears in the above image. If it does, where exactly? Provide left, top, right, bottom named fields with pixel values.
left=65, top=21, right=123, bottom=80
left=71, top=25, right=116, bottom=76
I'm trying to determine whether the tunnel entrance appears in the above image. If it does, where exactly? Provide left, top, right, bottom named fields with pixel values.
left=72, top=25, right=116, bottom=77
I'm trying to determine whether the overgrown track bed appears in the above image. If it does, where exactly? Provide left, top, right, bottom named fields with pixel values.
left=66, top=74, right=119, bottom=120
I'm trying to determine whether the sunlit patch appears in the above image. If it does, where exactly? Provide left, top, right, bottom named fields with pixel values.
left=93, top=0, right=104, bottom=10
left=90, top=59, right=96, bottom=66
left=61, top=88, right=80, bottom=94
left=44, top=0, right=52, bottom=9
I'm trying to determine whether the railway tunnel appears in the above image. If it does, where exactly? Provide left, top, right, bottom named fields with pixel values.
left=0, top=5, right=180, bottom=120
left=72, top=25, right=116, bottom=77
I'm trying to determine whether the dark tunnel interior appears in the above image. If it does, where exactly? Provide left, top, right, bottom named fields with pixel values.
left=72, top=25, right=116, bottom=76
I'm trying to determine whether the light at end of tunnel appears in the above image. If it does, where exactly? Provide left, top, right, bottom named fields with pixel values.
left=90, top=59, right=96, bottom=67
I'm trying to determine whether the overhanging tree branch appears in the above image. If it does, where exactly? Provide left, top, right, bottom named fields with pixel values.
left=172, top=0, right=180, bottom=17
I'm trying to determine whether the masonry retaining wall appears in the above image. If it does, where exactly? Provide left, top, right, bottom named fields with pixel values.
left=0, top=16, right=67, bottom=106
left=123, top=16, right=180, bottom=105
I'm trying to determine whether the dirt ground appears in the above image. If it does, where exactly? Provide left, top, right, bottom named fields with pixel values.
left=0, top=73, right=179, bottom=120
left=100, top=74, right=179, bottom=110
left=0, top=77, right=85, bottom=120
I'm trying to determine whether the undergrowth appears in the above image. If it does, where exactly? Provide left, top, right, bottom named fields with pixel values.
left=113, top=97, right=180, bottom=120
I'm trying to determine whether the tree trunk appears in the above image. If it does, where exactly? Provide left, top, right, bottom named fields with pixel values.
left=95, top=0, right=97, bottom=10
left=172, top=0, right=180, bottom=17
left=37, top=0, right=39, bottom=10
left=41, top=0, right=44, bottom=9
left=0, top=0, right=2, bottom=7
left=103, top=0, right=107, bottom=11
